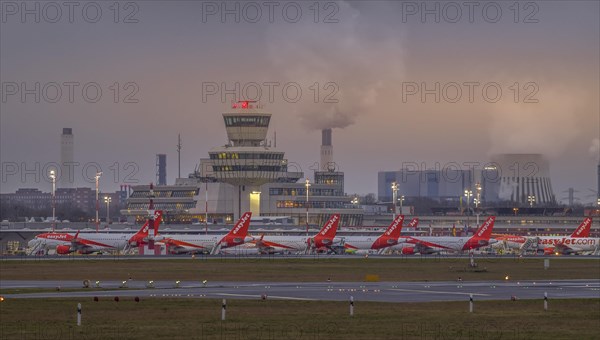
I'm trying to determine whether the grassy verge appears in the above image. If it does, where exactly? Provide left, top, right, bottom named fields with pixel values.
left=0, top=288, right=128, bottom=295
left=0, top=298, right=598, bottom=339
left=1, top=258, right=598, bottom=282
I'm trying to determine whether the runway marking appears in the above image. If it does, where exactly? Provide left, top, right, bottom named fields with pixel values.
left=215, top=293, right=316, bottom=301
left=387, top=288, right=490, bottom=296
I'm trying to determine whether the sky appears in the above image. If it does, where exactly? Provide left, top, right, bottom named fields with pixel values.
left=1, top=1, right=599, bottom=204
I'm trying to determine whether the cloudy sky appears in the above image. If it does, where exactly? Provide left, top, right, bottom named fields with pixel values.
left=1, top=1, right=598, bottom=203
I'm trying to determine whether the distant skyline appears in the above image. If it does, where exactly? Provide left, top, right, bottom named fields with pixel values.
left=1, top=1, right=599, bottom=203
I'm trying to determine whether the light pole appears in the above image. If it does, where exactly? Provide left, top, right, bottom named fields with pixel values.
left=464, top=189, right=472, bottom=227
left=305, top=178, right=311, bottom=236
left=104, top=196, right=112, bottom=224
left=399, top=195, right=405, bottom=215
left=391, top=182, right=398, bottom=220
left=49, top=170, right=56, bottom=232
left=475, top=183, right=482, bottom=226
left=473, top=198, right=481, bottom=226
left=528, top=195, right=536, bottom=207
left=95, top=172, right=102, bottom=233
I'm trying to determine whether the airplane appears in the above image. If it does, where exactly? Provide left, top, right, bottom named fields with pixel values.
left=493, top=217, right=596, bottom=255
left=251, top=214, right=341, bottom=254
left=28, top=211, right=163, bottom=255
left=343, top=215, right=405, bottom=254
left=391, top=216, right=497, bottom=255
left=159, top=212, right=253, bottom=255
left=406, top=217, right=419, bottom=229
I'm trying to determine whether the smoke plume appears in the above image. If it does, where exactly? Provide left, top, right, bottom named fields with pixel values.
left=266, top=1, right=405, bottom=130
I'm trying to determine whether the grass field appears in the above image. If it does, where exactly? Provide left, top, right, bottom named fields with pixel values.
left=1, top=257, right=599, bottom=282
left=1, top=298, right=598, bottom=339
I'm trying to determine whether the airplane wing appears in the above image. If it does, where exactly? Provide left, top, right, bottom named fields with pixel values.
left=57, top=231, right=113, bottom=254
left=405, top=237, right=445, bottom=255
left=251, top=235, right=295, bottom=254
left=159, top=238, right=208, bottom=254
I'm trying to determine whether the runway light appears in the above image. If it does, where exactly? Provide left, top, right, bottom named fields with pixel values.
left=0, top=296, right=4, bottom=302
left=505, top=275, right=510, bottom=280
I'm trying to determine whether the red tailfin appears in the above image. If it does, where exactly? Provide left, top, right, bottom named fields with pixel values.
left=570, top=217, right=592, bottom=238
left=153, top=210, right=163, bottom=237
left=383, top=215, right=404, bottom=239
left=133, top=219, right=151, bottom=239
left=317, top=214, right=340, bottom=239
left=226, top=212, right=252, bottom=238
left=407, top=218, right=419, bottom=228
left=473, top=216, right=495, bottom=240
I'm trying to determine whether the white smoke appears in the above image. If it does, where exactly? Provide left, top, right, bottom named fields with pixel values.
left=266, top=1, right=405, bottom=130
left=488, top=86, right=583, bottom=158
left=589, top=138, right=600, bottom=160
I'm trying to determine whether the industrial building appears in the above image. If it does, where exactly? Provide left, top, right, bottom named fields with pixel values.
left=378, top=153, right=557, bottom=207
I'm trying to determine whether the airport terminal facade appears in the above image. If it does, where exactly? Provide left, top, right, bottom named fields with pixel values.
left=122, top=102, right=363, bottom=226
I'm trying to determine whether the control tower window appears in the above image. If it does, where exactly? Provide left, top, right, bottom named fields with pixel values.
left=224, top=116, right=270, bottom=127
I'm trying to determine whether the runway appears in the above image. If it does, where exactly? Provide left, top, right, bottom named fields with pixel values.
left=2, top=279, right=599, bottom=303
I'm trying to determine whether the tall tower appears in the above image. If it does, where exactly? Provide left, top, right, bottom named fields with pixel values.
left=156, top=154, right=167, bottom=186
left=320, top=128, right=334, bottom=171
left=200, top=101, right=302, bottom=219
left=60, top=128, right=74, bottom=188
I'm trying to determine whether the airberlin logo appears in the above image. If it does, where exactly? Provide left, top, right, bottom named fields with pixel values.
left=477, top=217, right=494, bottom=237
left=232, top=213, right=250, bottom=235
left=574, top=218, right=591, bottom=236
left=320, top=215, right=339, bottom=236
left=385, top=217, right=403, bottom=236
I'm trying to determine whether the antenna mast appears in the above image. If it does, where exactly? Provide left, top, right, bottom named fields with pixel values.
left=177, top=134, right=182, bottom=179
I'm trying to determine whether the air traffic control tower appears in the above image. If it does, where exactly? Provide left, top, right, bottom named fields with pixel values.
left=199, top=101, right=303, bottom=219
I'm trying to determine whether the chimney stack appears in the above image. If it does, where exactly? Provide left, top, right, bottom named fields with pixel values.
left=320, top=128, right=333, bottom=171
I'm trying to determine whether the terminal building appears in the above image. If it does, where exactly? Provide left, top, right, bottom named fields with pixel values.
left=122, top=101, right=363, bottom=226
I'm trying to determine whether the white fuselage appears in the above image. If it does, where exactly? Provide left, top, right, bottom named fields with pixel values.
left=30, top=233, right=134, bottom=253
left=389, top=236, right=495, bottom=253
left=535, top=236, right=599, bottom=253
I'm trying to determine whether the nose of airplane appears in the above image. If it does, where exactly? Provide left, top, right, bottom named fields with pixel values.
left=28, top=238, right=39, bottom=248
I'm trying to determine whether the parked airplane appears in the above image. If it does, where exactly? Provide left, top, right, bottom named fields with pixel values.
left=28, top=211, right=163, bottom=255
left=251, top=214, right=341, bottom=254
left=406, top=217, right=419, bottom=229
left=493, top=217, right=595, bottom=254
left=159, top=212, right=253, bottom=254
left=343, top=215, right=405, bottom=254
left=392, top=216, right=497, bottom=254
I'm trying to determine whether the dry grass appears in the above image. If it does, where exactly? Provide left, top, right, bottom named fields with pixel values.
left=0, top=298, right=598, bottom=339
left=1, top=257, right=598, bottom=282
